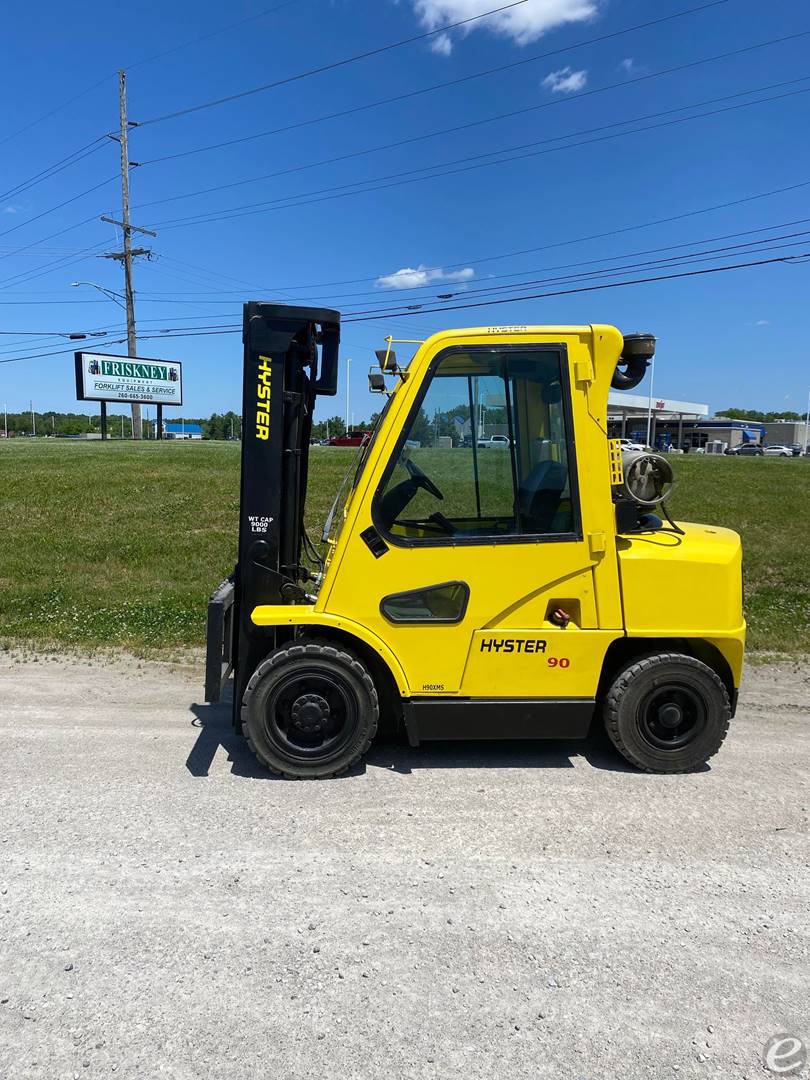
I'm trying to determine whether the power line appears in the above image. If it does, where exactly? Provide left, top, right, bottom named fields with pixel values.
left=0, top=1, right=309, bottom=149
left=0, top=298, right=112, bottom=305
left=136, top=233, right=810, bottom=318
left=146, top=83, right=810, bottom=231
left=128, top=215, right=810, bottom=310
left=28, top=230, right=809, bottom=332
left=138, top=0, right=731, bottom=156
left=343, top=252, right=809, bottom=321
left=133, top=69, right=810, bottom=214
left=340, top=233, right=810, bottom=315
left=126, top=0, right=304, bottom=71
left=0, top=177, right=119, bottom=242
left=14, top=248, right=808, bottom=349
left=170, top=182, right=810, bottom=295
left=2, top=250, right=802, bottom=364
left=134, top=2, right=559, bottom=126
left=0, top=136, right=110, bottom=205
left=0, top=76, right=114, bottom=149
left=0, top=337, right=129, bottom=365
left=0, top=241, right=111, bottom=290
left=0, top=212, right=113, bottom=266
left=0, top=329, right=109, bottom=337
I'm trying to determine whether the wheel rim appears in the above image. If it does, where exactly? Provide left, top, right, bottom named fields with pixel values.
left=262, top=665, right=359, bottom=764
left=636, top=684, right=707, bottom=751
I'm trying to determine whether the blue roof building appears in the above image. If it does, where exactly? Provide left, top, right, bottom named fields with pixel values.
left=153, top=420, right=203, bottom=440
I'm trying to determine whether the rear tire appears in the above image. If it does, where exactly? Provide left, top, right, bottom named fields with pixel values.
left=604, top=653, right=730, bottom=773
left=241, top=641, right=378, bottom=779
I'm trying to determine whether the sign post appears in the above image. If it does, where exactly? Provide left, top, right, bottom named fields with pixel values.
left=75, top=352, right=183, bottom=439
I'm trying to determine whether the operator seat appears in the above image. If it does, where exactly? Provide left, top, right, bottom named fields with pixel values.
left=517, top=460, right=569, bottom=533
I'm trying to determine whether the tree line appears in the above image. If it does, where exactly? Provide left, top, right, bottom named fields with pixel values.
left=720, top=408, right=809, bottom=422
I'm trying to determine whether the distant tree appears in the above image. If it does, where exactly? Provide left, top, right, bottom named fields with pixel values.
left=408, top=408, right=433, bottom=448
left=311, top=416, right=346, bottom=441
left=720, top=408, right=807, bottom=423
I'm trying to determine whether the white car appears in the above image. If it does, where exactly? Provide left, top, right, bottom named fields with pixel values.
left=763, top=444, right=793, bottom=457
left=477, top=435, right=512, bottom=448
left=618, top=437, right=647, bottom=453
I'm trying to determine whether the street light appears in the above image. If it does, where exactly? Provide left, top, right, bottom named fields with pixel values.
left=72, top=281, right=132, bottom=443
left=70, top=281, right=127, bottom=309
left=645, top=354, right=657, bottom=448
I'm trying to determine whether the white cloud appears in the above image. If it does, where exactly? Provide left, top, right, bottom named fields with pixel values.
left=542, top=66, right=587, bottom=93
left=376, top=265, right=475, bottom=290
left=2, top=205, right=19, bottom=214
left=755, top=319, right=771, bottom=326
left=619, top=57, right=647, bottom=76
left=430, top=31, right=453, bottom=54
left=411, top=0, right=599, bottom=54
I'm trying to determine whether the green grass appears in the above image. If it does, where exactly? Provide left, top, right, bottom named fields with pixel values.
left=0, top=440, right=807, bottom=653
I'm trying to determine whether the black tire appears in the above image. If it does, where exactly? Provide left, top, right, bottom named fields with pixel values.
left=604, top=653, right=730, bottom=773
left=241, top=641, right=378, bottom=779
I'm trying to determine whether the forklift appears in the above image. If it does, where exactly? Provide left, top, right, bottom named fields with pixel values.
left=205, top=303, right=744, bottom=778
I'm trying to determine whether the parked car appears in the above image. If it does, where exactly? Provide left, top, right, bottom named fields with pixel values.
left=727, top=444, right=763, bottom=456
left=763, top=444, right=794, bottom=457
left=618, top=437, right=647, bottom=452
left=477, top=435, right=512, bottom=448
left=327, top=429, right=370, bottom=447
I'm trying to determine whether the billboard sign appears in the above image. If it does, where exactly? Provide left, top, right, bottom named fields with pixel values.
left=75, top=352, right=183, bottom=406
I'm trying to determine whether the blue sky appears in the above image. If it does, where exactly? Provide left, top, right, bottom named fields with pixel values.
left=1, top=0, right=809, bottom=422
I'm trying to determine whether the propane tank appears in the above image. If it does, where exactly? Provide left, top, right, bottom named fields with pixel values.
left=617, top=450, right=674, bottom=507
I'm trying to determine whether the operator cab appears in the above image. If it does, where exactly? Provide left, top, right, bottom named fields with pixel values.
left=377, top=347, right=575, bottom=540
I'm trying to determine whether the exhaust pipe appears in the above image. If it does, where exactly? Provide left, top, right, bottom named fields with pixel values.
left=612, top=332, right=656, bottom=391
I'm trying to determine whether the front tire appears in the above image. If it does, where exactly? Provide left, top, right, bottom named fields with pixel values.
left=241, top=641, right=378, bottom=779
left=604, top=653, right=731, bottom=773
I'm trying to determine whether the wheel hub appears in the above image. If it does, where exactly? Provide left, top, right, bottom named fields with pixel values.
left=290, top=693, right=331, bottom=735
left=638, top=685, right=705, bottom=751
left=657, top=703, right=683, bottom=729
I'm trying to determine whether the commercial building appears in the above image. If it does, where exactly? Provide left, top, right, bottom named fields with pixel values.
left=606, top=393, right=774, bottom=452
left=762, top=420, right=808, bottom=448
left=608, top=391, right=709, bottom=450
left=153, top=421, right=203, bottom=440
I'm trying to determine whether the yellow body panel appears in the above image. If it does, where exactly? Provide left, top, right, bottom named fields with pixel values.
left=250, top=605, right=411, bottom=694
left=617, top=522, right=746, bottom=685
left=251, top=324, right=745, bottom=699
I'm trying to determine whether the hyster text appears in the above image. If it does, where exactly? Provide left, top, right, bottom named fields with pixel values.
left=479, top=638, right=547, bottom=654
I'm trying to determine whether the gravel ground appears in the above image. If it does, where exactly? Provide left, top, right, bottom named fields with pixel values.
left=0, top=652, right=808, bottom=1080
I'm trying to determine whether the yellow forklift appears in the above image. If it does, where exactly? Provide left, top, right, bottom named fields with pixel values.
left=206, top=303, right=744, bottom=778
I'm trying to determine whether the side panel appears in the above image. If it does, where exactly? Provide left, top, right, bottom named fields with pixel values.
left=618, top=522, right=746, bottom=686
left=316, top=326, right=626, bottom=700
left=461, top=628, right=623, bottom=698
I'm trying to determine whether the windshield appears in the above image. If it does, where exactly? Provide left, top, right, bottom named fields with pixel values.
left=321, top=393, right=395, bottom=544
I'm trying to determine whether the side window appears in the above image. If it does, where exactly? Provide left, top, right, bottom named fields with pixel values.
left=375, top=348, right=578, bottom=542
left=381, top=582, right=469, bottom=623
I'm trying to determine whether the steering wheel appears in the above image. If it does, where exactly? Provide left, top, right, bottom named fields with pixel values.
left=404, top=456, right=444, bottom=500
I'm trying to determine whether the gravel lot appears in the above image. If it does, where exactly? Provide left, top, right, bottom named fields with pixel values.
left=0, top=652, right=808, bottom=1080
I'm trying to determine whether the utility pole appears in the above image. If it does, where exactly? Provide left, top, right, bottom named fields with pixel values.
left=30, top=400, right=36, bottom=437
left=803, top=385, right=810, bottom=454
left=100, top=71, right=157, bottom=441
left=645, top=355, right=657, bottom=447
